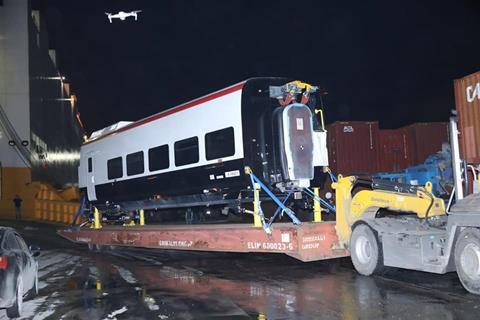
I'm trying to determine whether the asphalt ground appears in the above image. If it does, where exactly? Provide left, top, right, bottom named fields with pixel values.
left=0, top=219, right=479, bottom=320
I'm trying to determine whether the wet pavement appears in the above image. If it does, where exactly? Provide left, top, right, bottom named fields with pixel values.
left=0, top=219, right=479, bottom=319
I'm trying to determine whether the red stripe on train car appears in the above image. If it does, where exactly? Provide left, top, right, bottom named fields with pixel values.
left=83, top=81, right=246, bottom=145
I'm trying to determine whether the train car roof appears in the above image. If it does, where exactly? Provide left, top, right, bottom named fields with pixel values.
left=89, top=121, right=133, bottom=140
left=83, top=79, right=248, bottom=146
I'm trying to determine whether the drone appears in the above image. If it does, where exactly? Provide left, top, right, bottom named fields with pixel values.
left=105, top=10, right=142, bottom=23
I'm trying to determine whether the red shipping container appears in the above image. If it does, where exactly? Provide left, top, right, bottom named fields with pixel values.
left=327, top=121, right=379, bottom=175
left=454, top=70, right=480, bottom=164
left=378, top=129, right=416, bottom=172
left=404, top=122, right=449, bottom=164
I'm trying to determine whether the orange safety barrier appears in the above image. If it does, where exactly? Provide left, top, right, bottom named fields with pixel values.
left=0, top=180, right=82, bottom=225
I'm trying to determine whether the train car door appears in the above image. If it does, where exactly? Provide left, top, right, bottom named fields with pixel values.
left=86, top=154, right=97, bottom=201
left=281, top=104, right=314, bottom=183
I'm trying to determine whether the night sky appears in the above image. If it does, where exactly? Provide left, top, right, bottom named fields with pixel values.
left=34, top=0, right=480, bottom=134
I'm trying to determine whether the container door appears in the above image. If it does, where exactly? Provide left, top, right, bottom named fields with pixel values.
left=86, top=154, right=97, bottom=201
left=281, top=104, right=314, bottom=181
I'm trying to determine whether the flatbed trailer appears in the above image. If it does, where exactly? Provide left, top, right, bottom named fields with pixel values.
left=58, top=221, right=349, bottom=262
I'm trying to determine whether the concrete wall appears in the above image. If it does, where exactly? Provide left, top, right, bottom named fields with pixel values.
left=0, top=0, right=31, bottom=167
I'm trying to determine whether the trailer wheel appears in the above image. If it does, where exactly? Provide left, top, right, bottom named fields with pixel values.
left=350, top=224, right=384, bottom=276
left=455, top=228, right=480, bottom=294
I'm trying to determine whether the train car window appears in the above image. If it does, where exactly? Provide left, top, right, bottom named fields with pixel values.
left=149, top=144, right=169, bottom=171
left=174, top=137, right=199, bottom=166
left=88, top=157, right=93, bottom=172
left=126, top=151, right=144, bottom=176
left=107, top=157, right=123, bottom=179
left=205, top=127, right=235, bottom=160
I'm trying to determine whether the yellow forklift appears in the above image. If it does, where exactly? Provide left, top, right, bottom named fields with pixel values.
left=336, top=116, right=480, bottom=295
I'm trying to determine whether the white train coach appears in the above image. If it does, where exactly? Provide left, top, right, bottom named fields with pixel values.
left=78, top=77, right=329, bottom=217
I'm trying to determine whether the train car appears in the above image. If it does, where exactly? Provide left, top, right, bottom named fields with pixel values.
left=78, top=78, right=328, bottom=216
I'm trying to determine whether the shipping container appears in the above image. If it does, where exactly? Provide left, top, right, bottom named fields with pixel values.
left=405, top=122, right=449, bottom=164
left=378, top=129, right=416, bottom=172
left=454, top=70, right=480, bottom=164
left=327, top=121, right=379, bottom=175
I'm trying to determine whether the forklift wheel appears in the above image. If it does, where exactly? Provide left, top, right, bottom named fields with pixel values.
left=350, top=223, right=384, bottom=276
left=455, top=228, right=480, bottom=294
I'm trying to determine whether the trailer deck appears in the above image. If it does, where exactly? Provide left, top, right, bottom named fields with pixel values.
left=58, top=221, right=349, bottom=262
